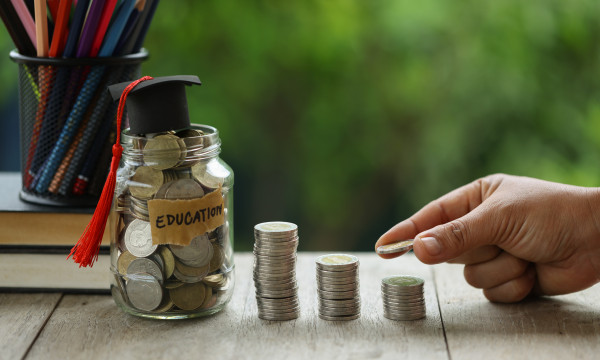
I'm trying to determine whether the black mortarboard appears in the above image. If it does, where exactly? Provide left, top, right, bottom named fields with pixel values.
left=108, top=75, right=202, bottom=134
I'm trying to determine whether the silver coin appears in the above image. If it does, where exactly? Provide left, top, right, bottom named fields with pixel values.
left=381, top=292, right=424, bottom=300
left=254, top=221, right=298, bottom=235
left=319, top=298, right=361, bottom=307
left=383, top=314, right=426, bottom=321
left=254, top=253, right=297, bottom=261
left=127, top=258, right=164, bottom=284
left=319, top=309, right=360, bottom=317
left=258, top=313, right=299, bottom=321
left=257, top=307, right=300, bottom=316
left=164, top=178, right=205, bottom=199
left=318, top=313, right=360, bottom=321
left=316, top=276, right=358, bottom=285
left=192, top=161, right=230, bottom=190
left=169, top=234, right=213, bottom=265
left=318, top=288, right=360, bottom=298
left=316, top=268, right=359, bottom=277
left=124, top=219, right=157, bottom=257
left=256, top=288, right=298, bottom=297
left=318, top=284, right=360, bottom=293
left=143, top=134, right=184, bottom=170
left=315, top=254, right=359, bottom=271
left=376, top=239, right=414, bottom=255
left=255, top=282, right=298, bottom=291
left=382, top=275, right=424, bottom=287
left=383, top=299, right=426, bottom=307
left=256, top=298, right=299, bottom=307
left=125, top=274, right=163, bottom=312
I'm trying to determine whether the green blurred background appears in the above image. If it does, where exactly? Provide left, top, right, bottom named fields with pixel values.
left=1, top=0, right=600, bottom=251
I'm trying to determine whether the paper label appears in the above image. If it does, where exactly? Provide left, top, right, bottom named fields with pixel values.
left=148, top=188, right=225, bottom=246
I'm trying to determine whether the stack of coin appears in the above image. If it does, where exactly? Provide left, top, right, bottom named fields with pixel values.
left=381, top=275, right=426, bottom=321
left=253, top=222, right=300, bottom=321
left=315, top=254, right=361, bottom=321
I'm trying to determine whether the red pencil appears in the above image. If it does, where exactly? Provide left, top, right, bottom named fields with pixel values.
left=48, top=0, right=72, bottom=57
left=89, top=0, right=118, bottom=57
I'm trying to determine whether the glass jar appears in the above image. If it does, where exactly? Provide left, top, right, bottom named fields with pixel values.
left=109, top=124, right=234, bottom=319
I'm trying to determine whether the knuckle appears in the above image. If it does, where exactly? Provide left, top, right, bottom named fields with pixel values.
left=442, top=219, right=471, bottom=251
left=463, top=265, right=483, bottom=288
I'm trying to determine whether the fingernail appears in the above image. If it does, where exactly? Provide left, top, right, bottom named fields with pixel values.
left=418, top=237, right=442, bottom=256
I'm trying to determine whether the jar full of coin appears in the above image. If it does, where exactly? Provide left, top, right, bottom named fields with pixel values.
left=105, top=76, right=234, bottom=319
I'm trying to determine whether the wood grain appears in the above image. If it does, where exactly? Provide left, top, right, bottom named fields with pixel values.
left=434, top=262, right=600, bottom=360
left=25, top=253, right=447, bottom=360
left=0, top=293, right=62, bottom=359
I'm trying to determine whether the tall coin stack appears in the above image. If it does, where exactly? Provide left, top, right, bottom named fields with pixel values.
left=253, top=222, right=300, bottom=321
left=381, top=275, right=426, bottom=321
left=315, top=254, right=361, bottom=321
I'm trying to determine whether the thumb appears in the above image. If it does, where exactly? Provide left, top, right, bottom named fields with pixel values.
left=413, top=207, right=495, bottom=264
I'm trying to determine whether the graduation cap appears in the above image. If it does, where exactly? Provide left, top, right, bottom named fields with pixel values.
left=72, top=75, right=204, bottom=268
left=108, top=75, right=202, bottom=134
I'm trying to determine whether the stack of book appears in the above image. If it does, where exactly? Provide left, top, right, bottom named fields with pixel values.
left=0, top=172, right=109, bottom=292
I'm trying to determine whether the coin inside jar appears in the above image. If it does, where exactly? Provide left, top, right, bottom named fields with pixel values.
left=169, top=282, right=206, bottom=310
left=126, top=274, right=163, bottom=312
left=192, top=161, right=229, bottom=191
left=143, top=134, right=185, bottom=170
left=169, top=234, right=213, bottom=266
left=128, top=166, right=164, bottom=199
left=124, top=219, right=157, bottom=257
left=164, top=178, right=204, bottom=199
left=127, top=257, right=165, bottom=284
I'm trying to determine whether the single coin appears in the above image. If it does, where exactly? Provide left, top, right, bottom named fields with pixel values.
left=165, top=280, right=185, bottom=289
left=169, top=282, right=206, bottom=310
left=382, top=275, right=424, bottom=287
left=164, top=178, right=204, bottom=199
left=254, top=222, right=298, bottom=234
left=169, top=234, right=213, bottom=266
left=201, top=294, right=218, bottom=309
left=174, top=260, right=210, bottom=281
left=318, top=313, right=360, bottom=321
left=128, top=167, right=164, bottom=199
left=376, top=239, right=414, bottom=255
left=315, top=254, right=359, bottom=270
left=203, top=274, right=226, bottom=288
left=154, top=297, right=175, bottom=313
left=127, top=258, right=165, bottom=284
left=176, top=128, right=204, bottom=150
left=124, top=219, right=157, bottom=257
left=144, top=134, right=184, bottom=170
left=158, top=246, right=175, bottom=279
left=318, top=283, right=359, bottom=292
left=209, top=243, right=224, bottom=272
left=199, top=283, right=213, bottom=308
left=319, top=298, right=361, bottom=307
left=126, top=275, right=163, bottom=312
left=192, top=161, right=229, bottom=190
left=117, top=251, right=137, bottom=275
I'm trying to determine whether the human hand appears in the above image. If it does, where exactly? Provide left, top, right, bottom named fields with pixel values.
left=375, top=174, right=600, bottom=302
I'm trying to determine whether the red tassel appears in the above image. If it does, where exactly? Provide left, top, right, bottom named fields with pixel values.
left=69, top=76, right=154, bottom=267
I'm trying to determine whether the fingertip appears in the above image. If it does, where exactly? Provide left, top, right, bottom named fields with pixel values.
left=413, top=236, right=444, bottom=265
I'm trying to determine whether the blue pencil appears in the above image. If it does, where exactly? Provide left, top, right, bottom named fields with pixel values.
left=62, top=0, right=90, bottom=58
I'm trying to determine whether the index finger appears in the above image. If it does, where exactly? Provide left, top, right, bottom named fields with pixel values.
left=375, top=178, right=486, bottom=259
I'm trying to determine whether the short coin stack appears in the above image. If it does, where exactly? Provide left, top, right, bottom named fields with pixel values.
left=315, top=254, right=361, bottom=321
left=253, top=222, right=300, bottom=321
left=381, top=275, right=426, bottom=321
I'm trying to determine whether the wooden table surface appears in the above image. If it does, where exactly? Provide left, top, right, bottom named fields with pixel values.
left=2, top=252, right=599, bottom=360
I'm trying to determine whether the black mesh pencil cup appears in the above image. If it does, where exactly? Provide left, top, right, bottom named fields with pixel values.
left=11, top=49, right=148, bottom=206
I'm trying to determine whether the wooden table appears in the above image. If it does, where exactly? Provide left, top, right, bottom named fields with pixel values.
left=2, top=252, right=599, bottom=359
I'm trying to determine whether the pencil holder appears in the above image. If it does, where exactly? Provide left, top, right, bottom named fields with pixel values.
left=10, top=49, right=148, bottom=207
